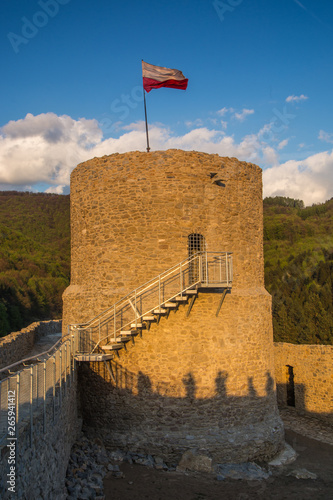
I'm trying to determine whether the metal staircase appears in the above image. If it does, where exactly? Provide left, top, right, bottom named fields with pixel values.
left=69, top=252, right=232, bottom=367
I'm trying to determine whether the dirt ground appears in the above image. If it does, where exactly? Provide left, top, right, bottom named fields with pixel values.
left=103, top=430, right=333, bottom=500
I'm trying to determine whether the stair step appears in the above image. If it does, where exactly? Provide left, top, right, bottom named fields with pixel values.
left=153, top=308, right=167, bottom=314
left=142, top=315, right=155, bottom=321
left=130, top=323, right=143, bottom=329
left=102, top=344, right=124, bottom=351
left=164, top=302, right=178, bottom=308
left=75, top=354, right=114, bottom=362
left=185, top=289, right=198, bottom=295
left=115, top=336, right=131, bottom=343
left=120, top=330, right=138, bottom=336
left=173, top=296, right=188, bottom=302
left=104, top=337, right=127, bottom=344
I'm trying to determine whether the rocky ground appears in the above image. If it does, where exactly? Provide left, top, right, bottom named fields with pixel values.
left=65, top=409, right=333, bottom=500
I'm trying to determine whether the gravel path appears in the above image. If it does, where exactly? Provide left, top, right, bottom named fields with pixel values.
left=279, top=407, right=333, bottom=446
left=25, top=332, right=62, bottom=359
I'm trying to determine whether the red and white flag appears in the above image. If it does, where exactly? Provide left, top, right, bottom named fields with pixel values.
left=142, top=60, right=188, bottom=93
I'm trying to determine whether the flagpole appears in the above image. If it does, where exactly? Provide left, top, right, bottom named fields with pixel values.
left=143, top=88, right=150, bottom=152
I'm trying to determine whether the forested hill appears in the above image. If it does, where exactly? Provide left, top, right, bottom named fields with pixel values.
left=0, top=191, right=332, bottom=345
left=264, top=196, right=333, bottom=344
left=0, top=191, right=70, bottom=335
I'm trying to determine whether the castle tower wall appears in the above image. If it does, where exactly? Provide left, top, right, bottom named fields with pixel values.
left=63, top=150, right=284, bottom=463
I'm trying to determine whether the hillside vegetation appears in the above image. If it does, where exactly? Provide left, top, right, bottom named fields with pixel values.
left=264, top=196, right=333, bottom=344
left=0, top=191, right=332, bottom=345
left=0, top=192, right=70, bottom=335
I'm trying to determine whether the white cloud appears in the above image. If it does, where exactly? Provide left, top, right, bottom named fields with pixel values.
left=2, top=112, right=101, bottom=147
left=185, top=118, right=203, bottom=128
left=121, top=121, right=146, bottom=132
left=216, top=107, right=254, bottom=123
left=318, top=130, right=333, bottom=144
left=220, top=120, right=227, bottom=130
left=257, top=122, right=274, bottom=141
left=217, top=107, right=233, bottom=116
left=277, top=139, right=289, bottom=150
left=0, top=112, right=102, bottom=187
left=45, top=185, right=65, bottom=194
left=0, top=112, right=332, bottom=206
left=285, top=94, right=308, bottom=103
left=263, top=150, right=333, bottom=205
left=262, top=146, right=279, bottom=166
left=234, top=108, right=254, bottom=121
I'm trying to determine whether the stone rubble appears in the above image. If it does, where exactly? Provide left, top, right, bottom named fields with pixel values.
left=65, top=432, right=278, bottom=499
left=216, top=462, right=271, bottom=481
left=177, top=449, right=213, bottom=473
left=268, top=442, right=297, bottom=466
left=65, top=433, right=175, bottom=500
left=65, top=406, right=330, bottom=499
left=287, top=468, right=318, bottom=480
left=67, top=405, right=331, bottom=499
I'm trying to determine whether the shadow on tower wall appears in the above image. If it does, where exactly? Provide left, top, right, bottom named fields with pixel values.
left=77, top=363, right=289, bottom=463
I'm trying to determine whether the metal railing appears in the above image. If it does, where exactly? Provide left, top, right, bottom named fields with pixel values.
left=0, top=334, right=75, bottom=447
left=70, top=251, right=232, bottom=355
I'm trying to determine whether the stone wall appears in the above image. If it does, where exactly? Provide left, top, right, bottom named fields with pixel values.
left=63, top=150, right=284, bottom=463
left=0, top=320, right=62, bottom=370
left=0, top=372, right=81, bottom=499
left=274, top=342, right=333, bottom=424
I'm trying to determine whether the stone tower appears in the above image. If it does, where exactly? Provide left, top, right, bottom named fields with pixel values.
left=63, top=149, right=284, bottom=463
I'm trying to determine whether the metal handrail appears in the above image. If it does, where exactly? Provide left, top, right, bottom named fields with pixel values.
left=70, top=251, right=232, bottom=356
left=74, top=252, right=204, bottom=329
left=0, top=334, right=76, bottom=448
left=92, top=279, right=201, bottom=354
left=73, top=252, right=232, bottom=328
left=0, top=333, right=70, bottom=375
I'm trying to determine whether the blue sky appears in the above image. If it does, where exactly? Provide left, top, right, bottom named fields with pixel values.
left=0, top=0, right=333, bottom=204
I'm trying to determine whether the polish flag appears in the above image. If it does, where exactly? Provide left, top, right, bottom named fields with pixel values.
left=142, top=60, right=188, bottom=93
